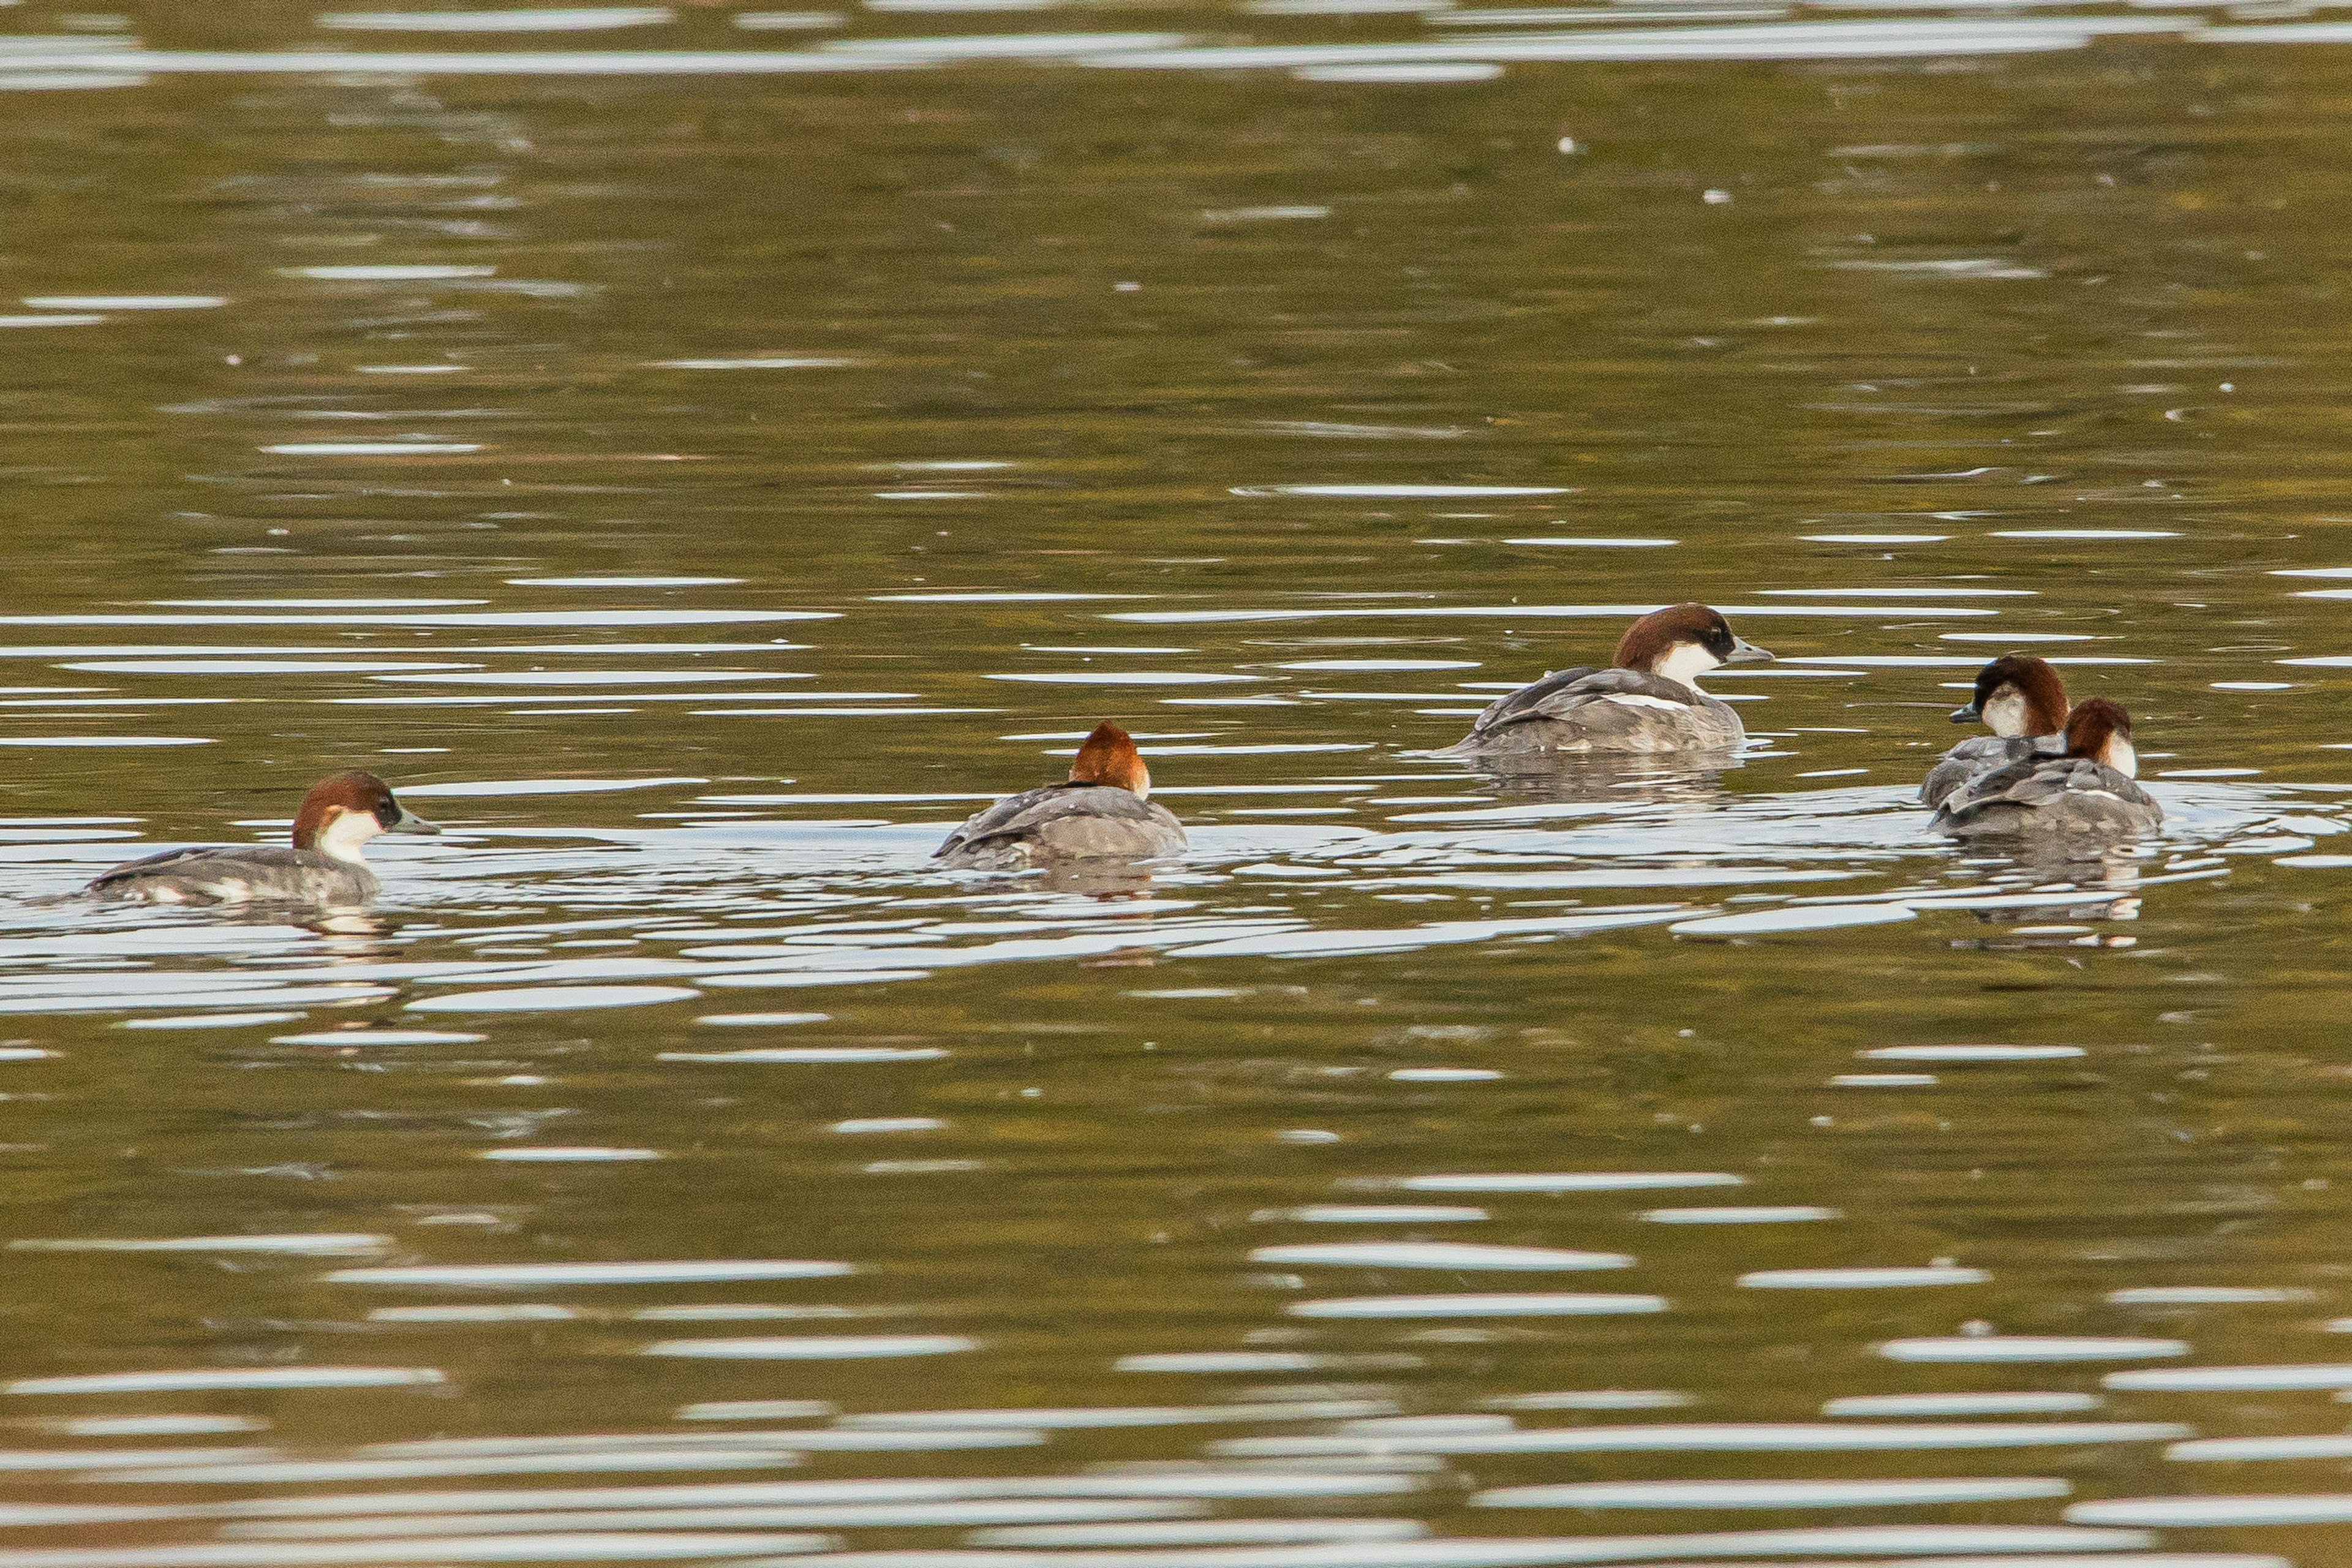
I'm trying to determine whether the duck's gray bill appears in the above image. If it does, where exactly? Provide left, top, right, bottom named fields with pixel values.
left=1949, top=701, right=1981, bottom=725
left=390, top=804, right=442, bottom=836
left=1725, top=635, right=1774, bottom=665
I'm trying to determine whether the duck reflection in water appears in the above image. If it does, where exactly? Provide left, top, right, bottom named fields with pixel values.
left=1455, top=751, right=1747, bottom=809
left=1942, top=846, right=2149, bottom=933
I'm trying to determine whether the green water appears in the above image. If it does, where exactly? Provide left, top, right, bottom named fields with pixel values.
left=0, top=7, right=2350, bottom=1566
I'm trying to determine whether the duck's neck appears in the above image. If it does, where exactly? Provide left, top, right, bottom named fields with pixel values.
left=312, top=809, right=381, bottom=865
left=1649, top=643, right=1717, bottom=693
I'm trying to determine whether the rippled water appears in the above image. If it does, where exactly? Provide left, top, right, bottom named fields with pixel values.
left=6, top=2, right=2352, bottom=1566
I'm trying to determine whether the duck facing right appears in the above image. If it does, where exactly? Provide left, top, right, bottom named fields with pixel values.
left=84, top=770, right=440, bottom=907
left=1439, top=602, right=1774, bottom=760
left=1930, top=696, right=2163, bottom=840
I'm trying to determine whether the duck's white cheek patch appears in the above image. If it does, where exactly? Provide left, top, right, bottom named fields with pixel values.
left=316, top=809, right=384, bottom=864
left=1653, top=643, right=1721, bottom=688
left=2108, top=739, right=2138, bottom=778
left=1602, top=695, right=1692, bottom=714
left=1981, top=690, right=2027, bottom=737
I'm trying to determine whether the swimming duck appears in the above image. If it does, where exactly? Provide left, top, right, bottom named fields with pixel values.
left=85, top=771, right=440, bottom=905
left=935, top=722, right=1187, bottom=870
left=1441, top=603, right=1773, bottom=758
left=1931, top=698, right=2163, bottom=839
left=1920, top=654, right=2071, bottom=809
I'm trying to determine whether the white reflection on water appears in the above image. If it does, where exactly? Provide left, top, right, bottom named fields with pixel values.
left=1249, top=1243, right=1628, bottom=1270
left=0, top=1535, right=838, bottom=1563
left=92, top=1453, right=813, bottom=1487
left=1643, top=1207, right=1838, bottom=1224
left=644, top=1336, right=979, bottom=1360
left=2107, top=1286, right=2312, bottom=1304
left=7, top=1367, right=443, bottom=1394
left=317, top=9, right=679, bottom=31
left=2109, top=1363, right=2352, bottom=1391
left=2071, top=1493, right=2352, bottom=1525
left=1737, top=1265, right=1988, bottom=1289
left=1287, top=1293, right=1667, bottom=1317
left=215, top=1476, right=1427, bottom=1518
left=965, top=1523, right=1428, bottom=1547
left=1373, top=1173, right=1743, bottom=1193
left=729, top=1525, right=2162, bottom=1564
left=1878, top=1336, right=2189, bottom=1363
left=1671, top=903, right=1916, bottom=936
left=231, top=1503, right=1206, bottom=1539
left=480, top=1148, right=662, bottom=1163
left=823, top=31, right=1193, bottom=58
left=841, top=1401, right=1393, bottom=1430
left=1474, top=1477, right=2071, bottom=1508
left=1822, top=1393, right=2099, bottom=1417
left=42, top=1415, right=267, bottom=1436
left=1861, top=1045, right=2085, bottom=1061
left=409, top=986, right=701, bottom=1012
left=1213, top=1420, right=2192, bottom=1454
left=324, top=1262, right=850, bottom=1287
left=22, top=295, right=225, bottom=309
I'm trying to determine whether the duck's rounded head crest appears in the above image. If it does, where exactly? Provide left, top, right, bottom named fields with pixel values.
left=1956, top=654, right=2069, bottom=737
left=2062, top=697, right=2138, bottom=776
left=1611, top=603, right=1772, bottom=682
left=1068, top=722, right=1152, bottom=797
left=292, top=771, right=439, bottom=857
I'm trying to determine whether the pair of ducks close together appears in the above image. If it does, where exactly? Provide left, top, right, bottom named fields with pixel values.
left=81, top=604, right=2158, bottom=907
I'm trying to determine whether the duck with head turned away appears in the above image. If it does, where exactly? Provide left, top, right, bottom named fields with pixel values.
left=1931, top=697, right=2163, bottom=839
left=935, top=722, right=1188, bottom=870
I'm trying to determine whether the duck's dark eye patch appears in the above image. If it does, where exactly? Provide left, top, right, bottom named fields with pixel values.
left=1702, top=622, right=1736, bottom=658
left=372, top=800, right=402, bottom=830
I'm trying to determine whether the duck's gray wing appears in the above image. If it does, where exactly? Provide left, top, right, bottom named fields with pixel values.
left=937, top=785, right=1186, bottom=865
left=1920, top=734, right=2064, bottom=807
left=85, top=846, right=230, bottom=895
left=1935, top=757, right=2161, bottom=833
left=1450, top=668, right=1727, bottom=755
left=936, top=785, right=1066, bottom=860
left=1465, top=666, right=1607, bottom=734
left=86, top=846, right=376, bottom=903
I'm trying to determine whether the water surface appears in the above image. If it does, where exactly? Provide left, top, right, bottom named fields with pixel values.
left=0, top=4, right=2350, bottom=1566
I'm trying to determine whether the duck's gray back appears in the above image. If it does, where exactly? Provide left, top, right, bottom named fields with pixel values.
left=84, top=846, right=380, bottom=905
left=1444, top=667, right=1743, bottom=756
left=1920, top=733, right=2067, bottom=808
left=935, top=784, right=1186, bottom=869
left=1931, top=755, right=2163, bottom=838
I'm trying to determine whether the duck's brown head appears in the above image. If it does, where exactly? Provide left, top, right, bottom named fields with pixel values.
left=292, top=771, right=441, bottom=862
left=1953, top=654, right=2069, bottom=738
left=2062, top=698, right=2138, bottom=777
left=1611, top=603, right=1774, bottom=689
left=1067, top=722, right=1152, bottom=798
